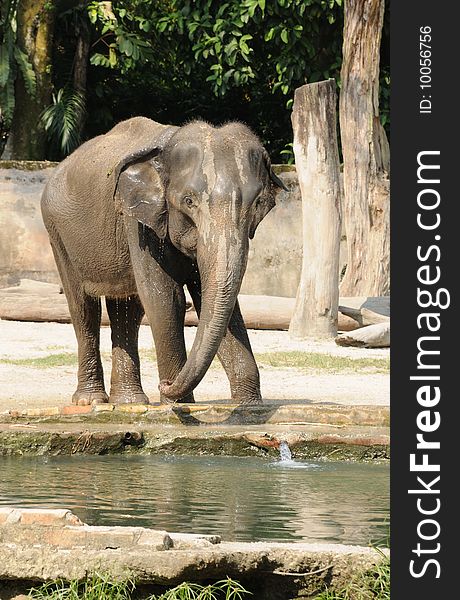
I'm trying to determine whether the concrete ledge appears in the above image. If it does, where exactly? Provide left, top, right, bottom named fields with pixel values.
left=0, top=508, right=83, bottom=527
left=0, top=510, right=219, bottom=554
left=0, top=509, right=388, bottom=597
left=1, top=402, right=390, bottom=427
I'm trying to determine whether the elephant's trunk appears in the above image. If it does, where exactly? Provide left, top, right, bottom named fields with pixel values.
left=159, top=233, right=248, bottom=401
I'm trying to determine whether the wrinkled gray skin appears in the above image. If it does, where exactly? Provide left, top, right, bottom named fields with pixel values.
left=41, top=117, right=286, bottom=405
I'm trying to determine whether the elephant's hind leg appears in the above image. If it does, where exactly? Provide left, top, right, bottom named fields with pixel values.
left=106, top=295, right=149, bottom=404
left=49, top=238, right=108, bottom=406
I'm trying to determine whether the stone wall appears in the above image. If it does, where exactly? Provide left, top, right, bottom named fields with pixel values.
left=0, top=162, right=347, bottom=296
left=0, top=507, right=388, bottom=599
left=0, top=162, right=58, bottom=288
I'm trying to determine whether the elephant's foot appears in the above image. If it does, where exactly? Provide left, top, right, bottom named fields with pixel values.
left=232, top=390, right=263, bottom=405
left=109, top=389, right=150, bottom=405
left=72, top=389, right=109, bottom=406
left=159, top=391, right=195, bottom=405
left=235, top=397, right=263, bottom=406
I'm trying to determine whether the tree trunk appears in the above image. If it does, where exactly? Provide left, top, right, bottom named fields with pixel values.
left=10, top=0, right=54, bottom=160
left=73, top=21, right=91, bottom=94
left=339, top=0, right=390, bottom=296
left=289, top=80, right=342, bottom=339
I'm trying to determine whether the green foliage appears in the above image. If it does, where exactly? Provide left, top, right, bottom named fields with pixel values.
left=0, top=0, right=36, bottom=128
left=84, top=1, right=345, bottom=98
left=154, top=0, right=344, bottom=97
left=75, top=0, right=388, bottom=162
left=152, top=578, right=251, bottom=600
left=29, top=572, right=135, bottom=600
left=87, top=1, right=156, bottom=73
left=32, top=0, right=390, bottom=161
left=314, top=552, right=390, bottom=599
left=29, top=575, right=251, bottom=600
left=40, top=86, right=86, bottom=157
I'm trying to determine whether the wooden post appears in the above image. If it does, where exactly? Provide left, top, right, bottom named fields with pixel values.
left=289, top=80, right=342, bottom=339
left=339, top=0, right=390, bottom=296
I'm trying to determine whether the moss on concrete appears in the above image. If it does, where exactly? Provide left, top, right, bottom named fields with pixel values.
left=0, top=429, right=389, bottom=461
left=0, top=160, right=58, bottom=170
left=273, top=164, right=297, bottom=173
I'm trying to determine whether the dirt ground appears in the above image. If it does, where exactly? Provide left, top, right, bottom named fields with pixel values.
left=0, top=320, right=389, bottom=412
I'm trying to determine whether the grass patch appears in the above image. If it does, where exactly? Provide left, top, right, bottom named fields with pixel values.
left=27, top=563, right=389, bottom=599
left=1, top=353, right=78, bottom=368
left=254, top=351, right=390, bottom=374
left=29, top=573, right=134, bottom=600
left=314, top=552, right=390, bottom=599
left=1, top=350, right=389, bottom=375
left=29, top=574, right=251, bottom=600
left=139, top=349, right=389, bottom=374
left=152, top=579, right=251, bottom=599
left=45, top=345, right=68, bottom=351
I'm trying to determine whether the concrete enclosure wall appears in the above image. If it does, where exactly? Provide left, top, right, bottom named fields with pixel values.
left=0, top=162, right=347, bottom=296
left=0, top=163, right=58, bottom=288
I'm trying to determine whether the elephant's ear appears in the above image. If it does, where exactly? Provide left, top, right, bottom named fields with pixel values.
left=262, top=149, right=289, bottom=192
left=109, top=121, right=178, bottom=239
left=116, top=151, right=168, bottom=239
left=248, top=149, right=288, bottom=239
left=249, top=194, right=275, bottom=240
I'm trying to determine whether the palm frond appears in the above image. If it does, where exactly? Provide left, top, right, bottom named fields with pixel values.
left=40, top=86, right=86, bottom=156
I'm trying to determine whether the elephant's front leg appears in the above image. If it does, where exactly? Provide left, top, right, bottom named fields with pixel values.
left=187, top=279, right=262, bottom=405
left=127, top=225, right=194, bottom=404
left=149, top=282, right=194, bottom=404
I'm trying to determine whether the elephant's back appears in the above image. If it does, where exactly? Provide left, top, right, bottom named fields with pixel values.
left=41, top=118, right=171, bottom=297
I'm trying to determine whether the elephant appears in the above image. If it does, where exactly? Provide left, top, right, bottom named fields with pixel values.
left=41, top=117, right=287, bottom=406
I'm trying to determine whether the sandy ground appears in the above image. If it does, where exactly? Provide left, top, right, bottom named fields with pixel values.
left=0, top=320, right=389, bottom=411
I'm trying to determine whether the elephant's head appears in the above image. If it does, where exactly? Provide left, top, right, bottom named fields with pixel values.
left=118, top=120, right=287, bottom=401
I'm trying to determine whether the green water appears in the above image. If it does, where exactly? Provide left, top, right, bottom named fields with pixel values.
left=0, top=455, right=389, bottom=545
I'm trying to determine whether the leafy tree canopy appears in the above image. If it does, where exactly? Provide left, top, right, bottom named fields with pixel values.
left=6, top=0, right=390, bottom=161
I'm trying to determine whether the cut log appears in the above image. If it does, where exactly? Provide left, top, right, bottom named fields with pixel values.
left=335, top=322, right=390, bottom=348
left=338, top=295, right=390, bottom=316
left=339, top=0, right=390, bottom=296
left=0, top=294, right=74, bottom=324
left=0, top=279, right=191, bottom=326
left=289, top=80, right=342, bottom=339
left=0, top=280, right=391, bottom=333
left=338, top=306, right=390, bottom=327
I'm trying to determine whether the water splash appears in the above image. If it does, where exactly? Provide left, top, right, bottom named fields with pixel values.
left=279, top=440, right=292, bottom=462
left=271, top=440, right=321, bottom=470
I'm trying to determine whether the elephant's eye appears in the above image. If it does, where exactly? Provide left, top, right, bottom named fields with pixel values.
left=184, top=196, right=195, bottom=208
